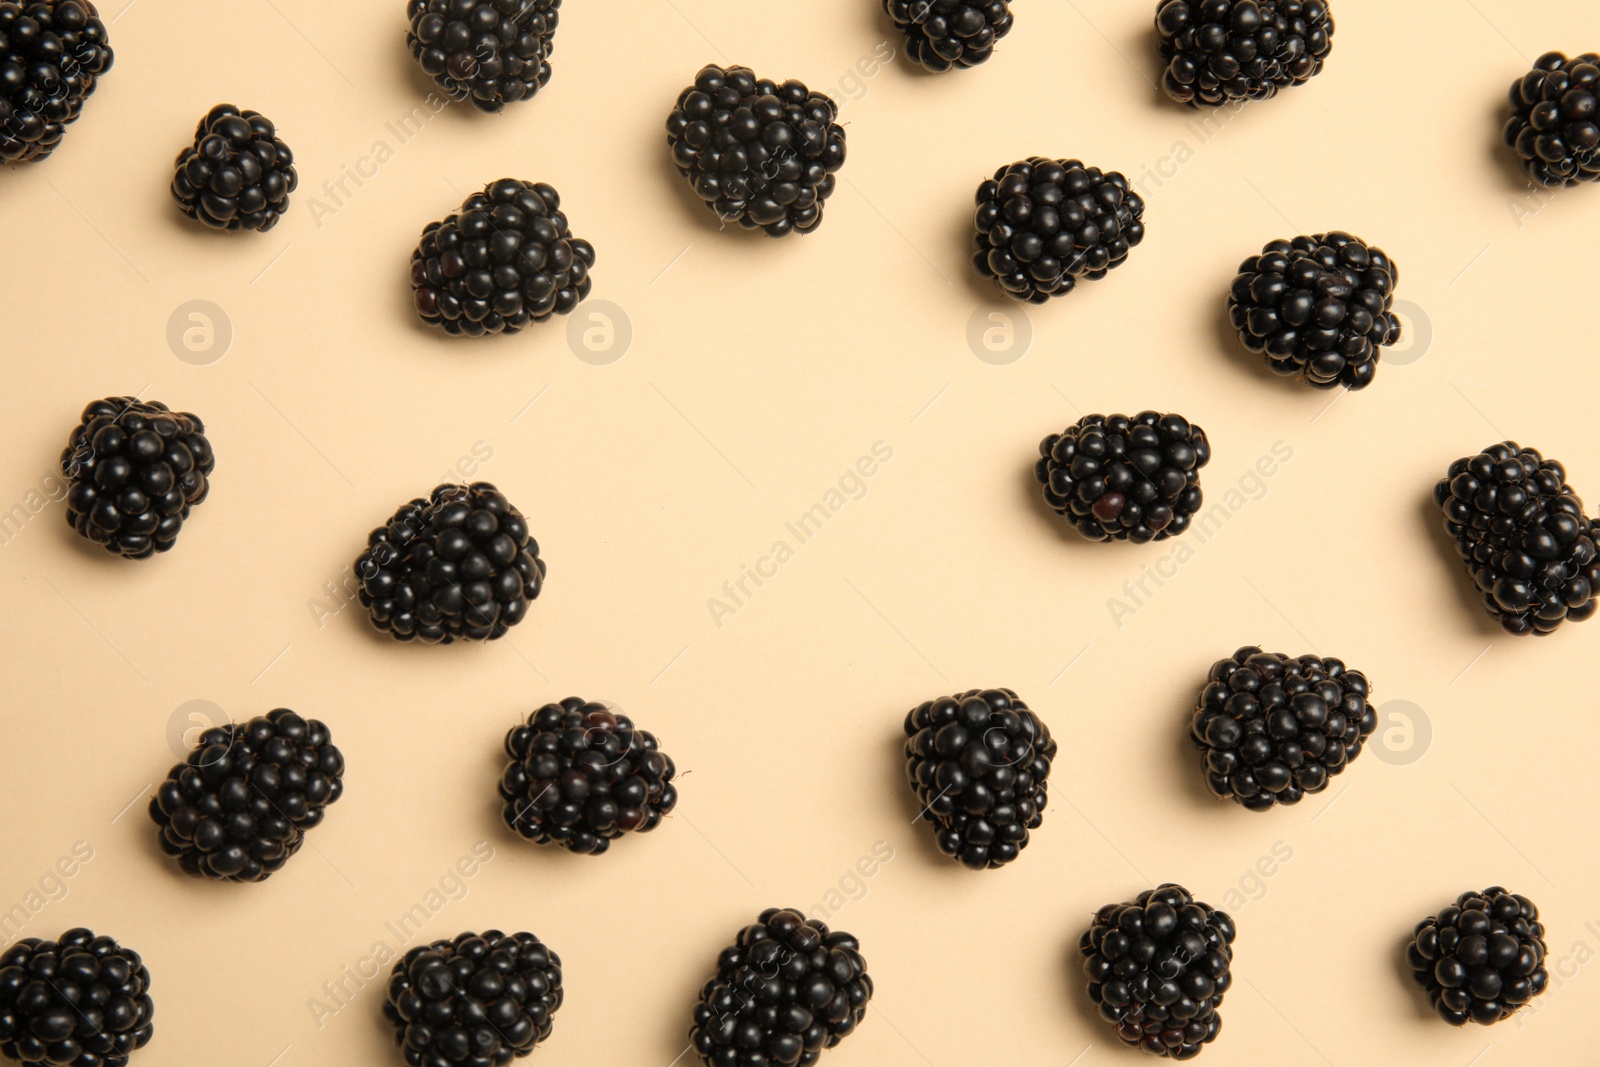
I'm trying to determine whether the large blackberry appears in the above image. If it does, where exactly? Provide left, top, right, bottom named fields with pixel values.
left=1035, top=412, right=1210, bottom=543
left=0, top=0, right=112, bottom=163
left=355, top=482, right=545, bottom=644
left=884, top=0, right=1013, bottom=72
left=383, top=931, right=562, bottom=1066
left=411, top=178, right=594, bottom=337
left=0, top=928, right=153, bottom=1067
left=1504, top=51, right=1600, bottom=188
left=170, top=105, right=296, bottom=233
left=1227, top=232, right=1400, bottom=390
left=689, top=908, right=871, bottom=1067
left=902, top=687, right=1056, bottom=870
left=149, top=708, right=345, bottom=883
left=1407, top=888, right=1548, bottom=1026
left=60, top=397, right=214, bottom=560
left=1433, top=442, right=1600, bottom=636
left=1155, top=0, right=1333, bottom=108
left=406, top=0, right=559, bottom=113
left=1080, top=885, right=1235, bottom=1059
left=666, top=64, right=846, bottom=237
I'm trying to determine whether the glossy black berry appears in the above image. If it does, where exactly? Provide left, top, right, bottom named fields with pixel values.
left=1155, top=0, right=1333, bottom=108
left=383, top=931, right=562, bottom=1066
left=884, top=0, right=1013, bottom=72
left=0, top=929, right=153, bottom=1067
left=1432, top=442, right=1600, bottom=636
left=1080, top=885, right=1235, bottom=1059
left=406, top=0, right=559, bottom=113
left=973, top=157, right=1145, bottom=303
left=903, top=688, right=1056, bottom=870
left=355, top=482, right=545, bottom=644
left=1504, top=51, right=1600, bottom=188
left=689, top=908, right=871, bottom=1067
left=170, top=105, right=296, bottom=233
left=60, top=397, right=214, bottom=560
left=666, top=64, right=846, bottom=237
left=0, top=0, right=112, bottom=163
left=1035, top=412, right=1211, bottom=543
left=1407, top=888, right=1548, bottom=1026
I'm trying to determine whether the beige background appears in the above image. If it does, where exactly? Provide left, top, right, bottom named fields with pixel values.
left=2, top=0, right=1598, bottom=1064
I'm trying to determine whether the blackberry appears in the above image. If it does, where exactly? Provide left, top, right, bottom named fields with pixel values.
left=1407, top=888, right=1548, bottom=1026
left=149, top=708, right=345, bottom=883
left=902, top=687, right=1056, bottom=870
left=0, top=0, right=112, bottom=163
left=383, top=931, right=562, bottom=1066
left=0, top=928, right=153, bottom=1067
left=689, top=908, right=871, bottom=1067
left=170, top=105, right=296, bottom=233
left=1034, top=412, right=1211, bottom=543
left=411, top=178, right=594, bottom=337
left=973, top=157, right=1145, bottom=303
left=884, top=0, right=1013, bottom=72
left=355, top=482, right=545, bottom=644
left=406, top=0, right=559, bottom=113
left=1432, top=442, right=1600, bottom=636
left=1080, top=885, right=1235, bottom=1059
left=666, top=64, right=846, bottom=237
left=1227, top=232, right=1400, bottom=390
left=1504, top=51, right=1600, bottom=188
left=60, top=397, right=214, bottom=560
left=499, top=697, right=678, bottom=855
left=1189, top=647, right=1375, bottom=810
left=1155, top=0, right=1333, bottom=108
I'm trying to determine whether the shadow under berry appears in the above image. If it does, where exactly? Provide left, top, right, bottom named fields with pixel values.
left=1486, top=81, right=1541, bottom=195
left=1392, top=926, right=1438, bottom=1023
left=1416, top=490, right=1504, bottom=641
left=886, top=715, right=964, bottom=873
left=1166, top=668, right=1228, bottom=811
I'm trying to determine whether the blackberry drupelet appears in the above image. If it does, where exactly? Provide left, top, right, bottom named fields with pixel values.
left=406, top=0, right=560, bottom=113
left=0, top=928, right=153, bottom=1067
left=1432, top=442, right=1600, bottom=636
left=884, top=0, right=1013, bottom=72
left=1080, top=885, right=1235, bottom=1059
left=689, top=908, right=871, bottom=1067
left=1035, top=412, right=1211, bottom=543
left=1155, top=0, right=1333, bottom=108
left=411, top=178, right=594, bottom=336
left=60, top=397, right=214, bottom=560
left=973, top=158, right=1145, bottom=303
left=149, top=708, right=345, bottom=883
left=355, top=482, right=545, bottom=644
left=1504, top=51, right=1600, bottom=188
left=0, top=0, right=113, bottom=163
left=666, top=64, right=846, bottom=237
left=170, top=105, right=296, bottom=233
left=1189, top=647, right=1376, bottom=810
left=1407, top=888, right=1548, bottom=1026
left=902, top=688, right=1056, bottom=870
left=383, top=931, right=562, bottom=1066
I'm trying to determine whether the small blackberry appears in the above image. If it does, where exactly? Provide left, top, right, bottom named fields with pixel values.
left=0, top=928, right=153, bottom=1067
left=1433, top=442, right=1600, bottom=636
left=902, top=687, right=1056, bottom=870
left=170, top=104, right=296, bottom=233
left=406, top=0, right=559, bottom=113
left=1035, top=412, right=1211, bottom=543
left=1155, top=0, right=1333, bottom=108
left=1407, top=888, right=1548, bottom=1026
left=411, top=178, right=594, bottom=337
left=383, top=931, right=562, bottom=1066
left=884, top=0, right=1013, bottom=72
left=1504, top=51, right=1600, bottom=188
left=689, top=908, right=871, bottom=1067
left=666, top=64, right=846, bottom=237
left=0, top=0, right=113, bottom=163
left=355, top=482, right=545, bottom=644
left=60, top=397, right=214, bottom=560
left=1080, top=885, right=1235, bottom=1059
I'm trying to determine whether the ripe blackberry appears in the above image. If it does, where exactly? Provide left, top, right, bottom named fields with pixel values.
left=1432, top=442, right=1600, bottom=636
left=411, top=178, right=594, bottom=336
left=689, top=908, right=871, bottom=1067
left=383, top=931, right=562, bottom=1066
left=666, top=64, right=846, bottom=237
left=1155, top=0, right=1333, bottom=108
left=884, top=0, right=1013, bottom=72
left=149, top=708, right=345, bottom=883
left=406, top=0, right=559, bottom=113
left=170, top=105, right=296, bottom=233
left=1407, top=888, right=1548, bottom=1026
left=355, top=482, right=545, bottom=644
left=1504, top=51, right=1600, bottom=188
left=0, top=928, right=153, bottom=1067
left=902, top=687, right=1056, bottom=870
left=59, top=397, right=214, bottom=560
left=1035, top=412, right=1211, bottom=543
left=1080, top=885, right=1235, bottom=1059
left=0, top=0, right=113, bottom=163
